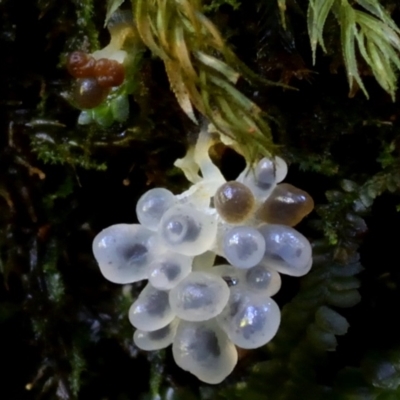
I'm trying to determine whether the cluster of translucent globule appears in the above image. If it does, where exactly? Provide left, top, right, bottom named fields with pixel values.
left=92, top=130, right=314, bottom=384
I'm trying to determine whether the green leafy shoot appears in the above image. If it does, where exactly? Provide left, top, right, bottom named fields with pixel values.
left=308, top=0, right=336, bottom=64
left=354, top=11, right=400, bottom=99
left=132, top=0, right=281, bottom=162
left=307, top=0, right=400, bottom=99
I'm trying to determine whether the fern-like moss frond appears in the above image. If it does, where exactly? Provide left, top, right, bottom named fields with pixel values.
left=308, top=0, right=400, bottom=99
left=308, top=0, right=336, bottom=64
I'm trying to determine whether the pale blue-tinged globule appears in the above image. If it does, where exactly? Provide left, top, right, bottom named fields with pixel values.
left=128, top=283, right=175, bottom=331
left=223, top=226, right=266, bottom=269
left=133, top=319, right=179, bottom=351
left=237, top=156, right=288, bottom=201
left=172, top=319, right=238, bottom=384
left=148, top=252, right=192, bottom=290
left=158, top=204, right=217, bottom=256
left=217, top=286, right=281, bottom=349
left=92, top=224, right=156, bottom=284
left=258, top=224, right=312, bottom=277
left=169, top=272, right=230, bottom=321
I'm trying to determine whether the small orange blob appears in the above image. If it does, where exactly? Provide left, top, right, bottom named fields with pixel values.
left=94, top=58, right=125, bottom=87
left=67, top=51, right=96, bottom=78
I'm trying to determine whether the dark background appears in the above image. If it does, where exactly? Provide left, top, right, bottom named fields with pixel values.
left=2, top=0, right=400, bottom=399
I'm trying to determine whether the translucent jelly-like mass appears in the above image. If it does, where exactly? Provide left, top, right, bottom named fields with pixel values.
left=92, top=224, right=155, bottom=284
left=136, top=188, right=176, bottom=231
left=214, top=181, right=255, bottom=224
left=223, top=226, right=266, bottom=269
left=148, top=253, right=192, bottom=290
left=258, top=224, right=312, bottom=277
left=129, top=284, right=175, bottom=331
left=217, top=287, right=281, bottom=349
left=133, top=319, right=178, bottom=351
left=169, top=272, right=230, bottom=321
left=256, top=183, right=314, bottom=226
left=92, top=128, right=315, bottom=384
left=158, top=204, right=217, bottom=256
left=172, top=319, right=238, bottom=384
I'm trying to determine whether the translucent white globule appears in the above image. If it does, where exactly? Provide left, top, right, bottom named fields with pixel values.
left=129, top=283, right=175, bottom=331
left=133, top=319, right=178, bottom=351
left=244, top=265, right=282, bottom=296
left=169, top=272, right=230, bottom=321
left=158, top=204, right=217, bottom=256
left=217, top=287, right=281, bottom=349
left=258, top=224, right=312, bottom=277
left=136, top=188, right=176, bottom=231
left=148, top=253, right=192, bottom=290
left=172, top=319, right=238, bottom=384
left=237, top=157, right=287, bottom=200
left=92, top=224, right=155, bottom=284
left=223, top=226, right=266, bottom=269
